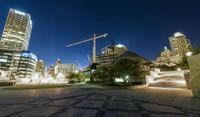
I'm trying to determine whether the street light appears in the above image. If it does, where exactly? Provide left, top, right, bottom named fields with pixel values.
left=186, top=51, right=192, bottom=57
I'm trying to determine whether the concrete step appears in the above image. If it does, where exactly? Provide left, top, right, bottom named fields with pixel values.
left=149, top=80, right=186, bottom=88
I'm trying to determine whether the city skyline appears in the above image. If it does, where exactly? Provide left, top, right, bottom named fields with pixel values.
left=1, top=0, right=200, bottom=68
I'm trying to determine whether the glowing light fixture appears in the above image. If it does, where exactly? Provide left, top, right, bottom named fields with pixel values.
left=186, top=51, right=192, bottom=57
left=177, top=68, right=181, bottom=71
left=174, top=32, right=184, bottom=37
left=14, top=10, right=25, bottom=15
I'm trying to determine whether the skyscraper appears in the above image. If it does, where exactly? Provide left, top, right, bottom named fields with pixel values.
left=0, top=8, right=32, bottom=51
left=169, top=32, right=192, bottom=57
left=0, top=9, right=37, bottom=81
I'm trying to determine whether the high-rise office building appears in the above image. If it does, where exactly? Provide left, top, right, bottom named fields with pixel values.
left=155, top=32, right=192, bottom=66
left=0, top=9, right=37, bottom=80
left=169, top=32, right=192, bottom=57
left=0, top=8, right=32, bottom=51
left=36, top=60, right=45, bottom=77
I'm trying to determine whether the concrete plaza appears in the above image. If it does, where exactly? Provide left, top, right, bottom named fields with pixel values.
left=0, top=84, right=199, bottom=117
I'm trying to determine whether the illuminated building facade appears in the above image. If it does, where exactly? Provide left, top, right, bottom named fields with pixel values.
left=55, top=63, right=76, bottom=76
left=36, top=60, right=45, bottom=77
left=0, top=9, right=38, bottom=80
left=16, top=51, right=37, bottom=78
left=47, top=59, right=77, bottom=77
left=0, top=49, right=37, bottom=79
left=0, top=49, right=20, bottom=72
left=47, top=65, right=55, bottom=77
left=101, top=44, right=127, bottom=56
left=96, top=44, right=128, bottom=64
left=156, top=32, right=192, bottom=66
left=156, top=46, right=172, bottom=64
left=0, top=9, right=32, bottom=51
left=169, top=32, right=192, bottom=57
left=155, top=46, right=182, bottom=65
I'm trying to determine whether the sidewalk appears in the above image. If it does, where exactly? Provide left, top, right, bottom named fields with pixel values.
left=0, top=84, right=199, bottom=117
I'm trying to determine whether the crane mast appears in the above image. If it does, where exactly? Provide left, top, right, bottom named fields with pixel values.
left=93, top=34, right=96, bottom=63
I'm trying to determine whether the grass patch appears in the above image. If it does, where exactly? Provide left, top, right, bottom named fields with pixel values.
left=3, top=84, right=72, bottom=90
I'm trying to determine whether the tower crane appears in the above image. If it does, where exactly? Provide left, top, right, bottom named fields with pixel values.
left=66, top=33, right=108, bottom=64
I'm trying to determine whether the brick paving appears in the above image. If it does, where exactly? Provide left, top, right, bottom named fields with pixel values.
left=0, top=90, right=199, bottom=117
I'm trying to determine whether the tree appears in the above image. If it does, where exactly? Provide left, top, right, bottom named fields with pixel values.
left=92, top=63, right=115, bottom=85
left=68, top=72, right=78, bottom=83
left=9, top=73, right=16, bottom=80
left=68, top=72, right=85, bottom=83
left=176, top=46, right=200, bottom=70
left=191, top=46, right=200, bottom=55
left=114, top=57, right=145, bottom=84
left=92, top=57, right=146, bottom=85
left=76, top=72, right=84, bottom=83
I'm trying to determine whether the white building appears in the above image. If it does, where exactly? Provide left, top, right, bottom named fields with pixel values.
left=156, top=32, right=192, bottom=66
left=169, top=32, right=192, bottom=57
left=0, top=9, right=37, bottom=81
left=0, top=8, right=32, bottom=51
left=55, top=64, right=76, bottom=76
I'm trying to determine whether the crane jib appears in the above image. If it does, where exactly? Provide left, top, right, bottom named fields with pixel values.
left=66, top=33, right=108, bottom=47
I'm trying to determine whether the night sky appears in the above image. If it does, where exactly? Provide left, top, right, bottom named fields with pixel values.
left=0, top=0, right=200, bottom=69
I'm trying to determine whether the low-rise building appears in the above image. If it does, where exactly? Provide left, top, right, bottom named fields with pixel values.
left=0, top=49, right=37, bottom=79
left=16, top=50, right=37, bottom=79
left=47, top=59, right=77, bottom=77
left=96, top=44, right=127, bottom=64
left=55, top=63, right=76, bottom=76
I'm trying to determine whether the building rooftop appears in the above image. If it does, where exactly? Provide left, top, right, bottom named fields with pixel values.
left=173, top=32, right=185, bottom=38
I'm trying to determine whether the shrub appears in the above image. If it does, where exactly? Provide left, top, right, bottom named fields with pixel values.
left=0, top=81, right=15, bottom=86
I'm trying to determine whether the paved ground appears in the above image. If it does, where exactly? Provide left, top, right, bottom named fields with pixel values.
left=0, top=84, right=200, bottom=117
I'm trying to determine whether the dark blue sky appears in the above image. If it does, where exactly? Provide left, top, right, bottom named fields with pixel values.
left=0, top=0, right=200, bottom=69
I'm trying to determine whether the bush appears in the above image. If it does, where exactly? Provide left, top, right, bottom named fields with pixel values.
left=68, top=80, right=75, bottom=84
left=67, top=72, right=85, bottom=83
left=159, top=65, right=176, bottom=71
left=0, top=81, right=15, bottom=86
left=92, top=63, right=115, bottom=85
